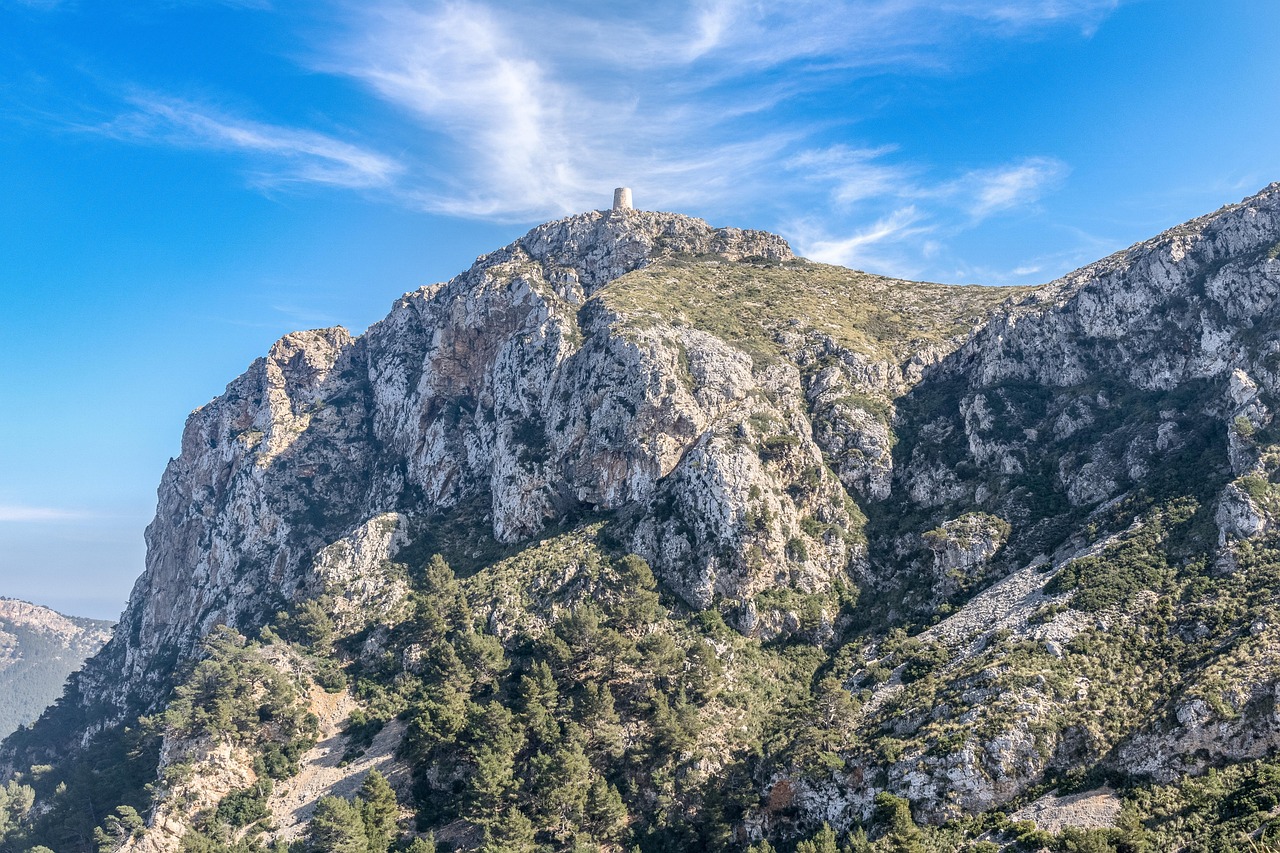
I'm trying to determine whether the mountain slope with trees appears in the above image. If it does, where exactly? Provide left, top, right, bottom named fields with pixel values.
left=0, top=599, right=111, bottom=740
left=6, top=186, right=1280, bottom=852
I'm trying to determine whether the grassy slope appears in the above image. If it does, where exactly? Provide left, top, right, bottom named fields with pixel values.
left=599, top=257, right=1037, bottom=366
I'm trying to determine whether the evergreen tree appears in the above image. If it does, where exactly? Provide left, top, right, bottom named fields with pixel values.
left=357, top=770, right=398, bottom=853
left=467, top=744, right=517, bottom=826
left=416, top=555, right=471, bottom=637
left=873, top=793, right=924, bottom=853
left=478, top=808, right=538, bottom=853
left=517, top=661, right=561, bottom=745
left=458, top=631, right=508, bottom=692
left=307, top=796, right=368, bottom=853
left=527, top=735, right=592, bottom=837
left=404, top=836, right=436, bottom=853
left=93, top=805, right=145, bottom=853
left=584, top=778, right=628, bottom=843
left=469, top=701, right=525, bottom=758
left=796, top=823, right=838, bottom=853
left=611, top=555, right=662, bottom=632
left=0, top=780, right=34, bottom=836
left=292, top=599, right=335, bottom=651
left=576, top=683, right=624, bottom=760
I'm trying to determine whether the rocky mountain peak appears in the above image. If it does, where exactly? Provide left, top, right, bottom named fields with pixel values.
left=486, top=208, right=794, bottom=296
left=17, top=186, right=1280, bottom=853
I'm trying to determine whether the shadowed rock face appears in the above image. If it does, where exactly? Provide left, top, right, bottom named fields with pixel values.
left=17, top=185, right=1280, bottom=837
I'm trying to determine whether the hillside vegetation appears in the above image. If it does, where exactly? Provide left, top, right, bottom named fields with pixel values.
left=6, top=187, right=1280, bottom=852
left=0, top=599, right=112, bottom=740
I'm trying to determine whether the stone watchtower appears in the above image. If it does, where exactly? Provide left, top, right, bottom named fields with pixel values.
left=612, top=187, right=633, bottom=210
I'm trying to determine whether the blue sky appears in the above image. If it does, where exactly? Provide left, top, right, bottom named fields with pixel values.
left=1, top=0, right=1277, bottom=619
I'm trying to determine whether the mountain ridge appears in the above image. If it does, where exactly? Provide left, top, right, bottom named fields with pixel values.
left=0, top=597, right=112, bottom=740
left=5, top=184, right=1280, bottom=851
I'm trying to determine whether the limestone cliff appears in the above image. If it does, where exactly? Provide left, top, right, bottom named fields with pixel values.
left=81, top=207, right=998, bottom=722
left=10, top=186, right=1280, bottom=851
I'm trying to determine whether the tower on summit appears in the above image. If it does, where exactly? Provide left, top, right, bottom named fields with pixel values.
left=612, top=187, right=633, bottom=210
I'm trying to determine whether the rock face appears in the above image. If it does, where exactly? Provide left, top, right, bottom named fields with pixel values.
left=78, top=209, right=869, bottom=721
left=12, top=185, right=1280, bottom=849
left=0, top=599, right=112, bottom=739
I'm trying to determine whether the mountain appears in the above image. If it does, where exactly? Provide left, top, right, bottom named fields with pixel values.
left=0, top=599, right=111, bottom=739
left=5, top=186, right=1280, bottom=852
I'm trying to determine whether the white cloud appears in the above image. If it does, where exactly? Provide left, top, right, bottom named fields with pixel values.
left=0, top=505, right=88, bottom=522
left=788, top=206, right=931, bottom=269
left=101, top=95, right=401, bottom=190
left=59, top=0, right=1112, bottom=274
left=320, top=2, right=803, bottom=218
left=787, top=145, right=910, bottom=207
left=955, top=157, right=1068, bottom=218
left=314, top=0, right=1106, bottom=221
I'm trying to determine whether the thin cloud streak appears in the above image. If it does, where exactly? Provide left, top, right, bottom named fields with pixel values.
left=0, top=505, right=91, bottom=522
left=99, top=95, right=402, bottom=189
left=952, top=157, right=1069, bottom=218
left=788, top=206, right=932, bottom=270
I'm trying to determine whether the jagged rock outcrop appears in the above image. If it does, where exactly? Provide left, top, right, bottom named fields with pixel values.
left=83, top=210, right=806, bottom=719
left=921, top=512, right=1010, bottom=599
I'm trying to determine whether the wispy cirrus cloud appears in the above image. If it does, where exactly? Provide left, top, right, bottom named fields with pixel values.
left=786, top=206, right=932, bottom=271
left=950, top=157, right=1069, bottom=218
left=0, top=504, right=90, bottom=522
left=321, top=1, right=799, bottom=218
left=312, top=0, right=1110, bottom=222
left=53, top=0, right=1118, bottom=276
left=786, top=145, right=911, bottom=208
left=781, top=148, right=1067, bottom=269
left=99, top=94, right=401, bottom=190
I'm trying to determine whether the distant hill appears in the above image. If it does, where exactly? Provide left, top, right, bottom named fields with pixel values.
left=0, top=598, right=113, bottom=738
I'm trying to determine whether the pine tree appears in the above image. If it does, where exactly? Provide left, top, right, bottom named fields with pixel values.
left=467, top=744, right=517, bottom=826
left=308, top=796, right=369, bottom=853
left=458, top=630, right=508, bottom=691
left=612, top=555, right=661, bottom=632
left=94, top=805, right=146, bottom=853
left=357, top=770, right=399, bottom=853
left=873, top=793, right=925, bottom=853
left=517, top=660, right=561, bottom=745
left=0, top=780, right=34, bottom=836
left=795, top=823, right=838, bottom=853
left=404, top=836, right=436, bottom=853
left=479, top=808, right=538, bottom=853
left=585, top=777, right=629, bottom=843
left=528, top=735, right=592, bottom=837
left=293, top=598, right=335, bottom=651
left=417, top=555, right=471, bottom=636
left=577, top=682, right=624, bottom=760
